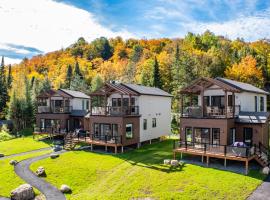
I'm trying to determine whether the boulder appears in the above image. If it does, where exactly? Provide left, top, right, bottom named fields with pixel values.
left=35, top=166, right=46, bottom=177
left=163, top=159, right=171, bottom=165
left=53, top=145, right=62, bottom=152
left=50, top=153, right=59, bottom=159
left=0, top=153, right=4, bottom=158
left=60, top=184, right=71, bottom=193
left=9, top=160, right=18, bottom=166
left=262, top=167, right=270, bottom=175
left=10, top=184, right=35, bottom=200
left=170, top=160, right=179, bottom=167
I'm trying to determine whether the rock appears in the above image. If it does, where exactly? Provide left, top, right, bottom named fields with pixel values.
left=0, top=153, right=4, bottom=157
left=50, top=153, right=59, bottom=159
left=36, top=166, right=46, bottom=177
left=10, top=184, right=35, bottom=200
left=262, top=167, right=270, bottom=175
left=163, top=159, right=171, bottom=165
left=9, top=160, right=18, bottom=166
left=60, top=184, right=71, bottom=193
left=170, top=160, right=179, bottom=167
left=53, top=145, right=62, bottom=152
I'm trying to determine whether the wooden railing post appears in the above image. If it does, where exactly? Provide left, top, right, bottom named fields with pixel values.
left=204, top=143, right=207, bottom=154
left=224, top=145, right=227, bottom=156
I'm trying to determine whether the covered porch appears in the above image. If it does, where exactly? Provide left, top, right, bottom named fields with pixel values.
left=180, top=77, right=241, bottom=118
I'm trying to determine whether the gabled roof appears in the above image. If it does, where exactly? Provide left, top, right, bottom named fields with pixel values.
left=236, top=112, right=270, bottom=124
left=123, top=83, right=172, bottom=97
left=91, top=82, right=172, bottom=97
left=216, top=77, right=269, bottom=95
left=59, top=89, right=90, bottom=99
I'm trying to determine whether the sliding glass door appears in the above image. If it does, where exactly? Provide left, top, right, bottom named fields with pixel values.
left=194, top=128, right=210, bottom=144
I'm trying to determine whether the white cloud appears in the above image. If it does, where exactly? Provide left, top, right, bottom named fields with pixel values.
left=187, top=11, right=270, bottom=41
left=0, top=0, right=135, bottom=53
left=4, top=57, right=22, bottom=65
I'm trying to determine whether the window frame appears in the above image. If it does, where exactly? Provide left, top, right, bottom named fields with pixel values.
left=212, top=128, right=220, bottom=145
left=125, top=123, right=133, bottom=139
left=260, top=96, right=264, bottom=112
left=143, top=119, right=147, bottom=130
left=152, top=118, right=157, bottom=128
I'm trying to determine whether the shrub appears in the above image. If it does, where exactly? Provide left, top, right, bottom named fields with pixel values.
left=0, top=125, right=13, bottom=141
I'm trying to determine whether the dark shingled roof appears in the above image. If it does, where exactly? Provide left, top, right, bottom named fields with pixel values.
left=59, top=89, right=90, bottom=99
left=216, top=77, right=269, bottom=95
left=123, top=83, right=172, bottom=97
left=236, top=112, right=270, bottom=124
left=70, top=110, right=89, bottom=117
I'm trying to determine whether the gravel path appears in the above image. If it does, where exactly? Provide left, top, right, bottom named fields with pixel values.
left=247, top=175, right=270, bottom=200
left=0, top=147, right=52, bottom=160
left=14, top=151, right=66, bottom=200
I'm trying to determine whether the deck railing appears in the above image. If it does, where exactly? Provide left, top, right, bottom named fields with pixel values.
left=182, top=105, right=240, bottom=118
left=173, top=140, right=255, bottom=158
left=91, top=106, right=139, bottom=116
left=37, top=106, right=72, bottom=113
left=76, top=132, right=122, bottom=144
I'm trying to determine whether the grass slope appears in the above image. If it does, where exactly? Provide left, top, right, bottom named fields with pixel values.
left=30, top=140, right=265, bottom=200
left=0, top=137, right=51, bottom=156
left=0, top=150, right=51, bottom=197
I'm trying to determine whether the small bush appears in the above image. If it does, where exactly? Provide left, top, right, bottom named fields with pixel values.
left=0, top=125, right=13, bottom=141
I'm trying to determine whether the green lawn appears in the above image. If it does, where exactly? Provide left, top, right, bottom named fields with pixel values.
left=0, top=136, right=51, bottom=156
left=0, top=150, right=51, bottom=197
left=30, top=140, right=265, bottom=200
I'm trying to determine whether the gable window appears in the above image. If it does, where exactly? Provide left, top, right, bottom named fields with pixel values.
left=255, top=96, right=258, bottom=112
left=126, top=124, right=133, bottom=139
left=260, top=97, right=265, bottom=112
left=152, top=118, right=157, bottom=128
left=143, top=119, right=147, bottom=130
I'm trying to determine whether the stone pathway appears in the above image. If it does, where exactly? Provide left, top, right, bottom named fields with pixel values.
left=0, top=197, right=10, bottom=200
left=14, top=151, right=66, bottom=200
left=0, top=147, right=52, bottom=160
left=247, top=175, right=270, bottom=200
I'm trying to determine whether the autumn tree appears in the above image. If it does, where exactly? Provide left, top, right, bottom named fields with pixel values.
left=225, top=55, right=264, bottom=87
left=91, top=74, right=104, bottom=92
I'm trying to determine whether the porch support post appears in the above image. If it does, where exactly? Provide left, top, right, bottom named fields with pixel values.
left=137, top=142, right=141, bottom=149
left=180, top=152, right=183, bottom=160
left=232, top=92, right=235, bottom=117
left=149, top=139, right=152, bottom=144
left=224, top=90, right=228, bottom=118
left=114, top=146, right=117, bottom=154
left=105, top=145, right=107, bottom=152
left=224, top=158, right=227, bottom=168
left=206, top=156, right=209, bottom=167
left=121, top=146, right=124, bottom=153
left=90, top=143, right=93, bottom=151
left=201, top=89, right=204, bottom=117
left=201, top=155, right=204, bottom=163
left=180, top=94, right=183, bottom=117
left=245, top=160, right=249, bottom=175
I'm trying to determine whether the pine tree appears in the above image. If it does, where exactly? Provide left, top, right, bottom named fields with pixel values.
left=70, top=74, right=90, bottom=94
left=152, top=57, right=163, bottom=89
left=66, top=64, right=73, bottom=88
left=0, top=56, right=8, bottom=119
left=74, top=61, right=82, bottom=78
left=24, top=77, right=34, bottom=127
left=7, top=64, right=12, bottom=89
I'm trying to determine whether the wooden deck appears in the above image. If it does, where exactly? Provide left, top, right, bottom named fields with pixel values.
left=173, top=147, right=255, bottom=175
left=73, top=137, right=123, bottom=153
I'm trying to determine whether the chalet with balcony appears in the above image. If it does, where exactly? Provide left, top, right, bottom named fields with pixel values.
left=173, top=77, right=270, bottom=174
left=78, top=82, right=172, bottom=153
left=35, top=89, right=90, bottom=134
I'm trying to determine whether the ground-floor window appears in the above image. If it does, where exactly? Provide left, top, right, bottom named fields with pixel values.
left=185, top=127, right=192, bottom=142
left=243, top=127, right=253, bottom=146
left=194, top=128, right=210, bottom=144
left=93, top=123, right=119, bottom=136
left=212, top=128, right=220, bottom=145
left=126, top=124, right=133, bottom=139
left=152, top=118, right=157, bottom=128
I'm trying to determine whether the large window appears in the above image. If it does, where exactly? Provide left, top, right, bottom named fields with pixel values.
left=260, top=97, right=265, bottom=112
left=212, top=128, right=220, bottom=145
left=228, top=95, right=233, bottom=106
left=194, top=128, right=210, bottom=144
left=152, top=118, right=157, bottom=128
left=185, top=127, right=192, bottom=142
left=255, top=96, right=258, bottom=112
left=211, top=96, right=225, bottom=107
left=112, top=124, right=118, bottom=136
left=126, top=124, right=133, bottom=139
left=143, top=119, right=147, bottom=130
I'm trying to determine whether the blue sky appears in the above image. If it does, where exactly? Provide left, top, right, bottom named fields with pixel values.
left=0, top=0, right=270, bottom=64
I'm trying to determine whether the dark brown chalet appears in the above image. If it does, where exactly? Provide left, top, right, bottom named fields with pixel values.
left=173, top=77, right=270, bottom=174
left=35, top=89, right=90, bottom=135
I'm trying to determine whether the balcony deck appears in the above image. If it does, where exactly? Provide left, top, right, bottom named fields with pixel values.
left=173, top=141, right=256, bottom=174
left=91, top=106, right=139, bottom=116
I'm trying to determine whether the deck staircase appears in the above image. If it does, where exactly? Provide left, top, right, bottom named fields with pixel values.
left=254, top=142, right=269, bottom=167
left=64, top=133, right=77, bottom=150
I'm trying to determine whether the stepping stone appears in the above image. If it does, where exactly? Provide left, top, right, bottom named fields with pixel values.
left=50, top=153, right=59, bottom=159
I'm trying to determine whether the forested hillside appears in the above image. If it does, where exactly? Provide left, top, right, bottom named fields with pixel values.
left=1, top=31, right=270, bottom=128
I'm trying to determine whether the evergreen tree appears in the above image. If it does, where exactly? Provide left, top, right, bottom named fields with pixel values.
left=74, top=61, right=82, bottom=78
left=66, top=64, right=73, bottom=88
left=7, top=64, right=12, bottom=89
left=24, top=77, right=34, bottom=127
left=40, top=78, right=51, bottom=93
left=70, top=74, right=90, bottom=94
left=91, top=74, right=104, bottom=92
left=0, top=56, right=8, bottom=119
left=152, top=57, right=163, bottom=89
left=140, top=70, right=150, bottom=86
